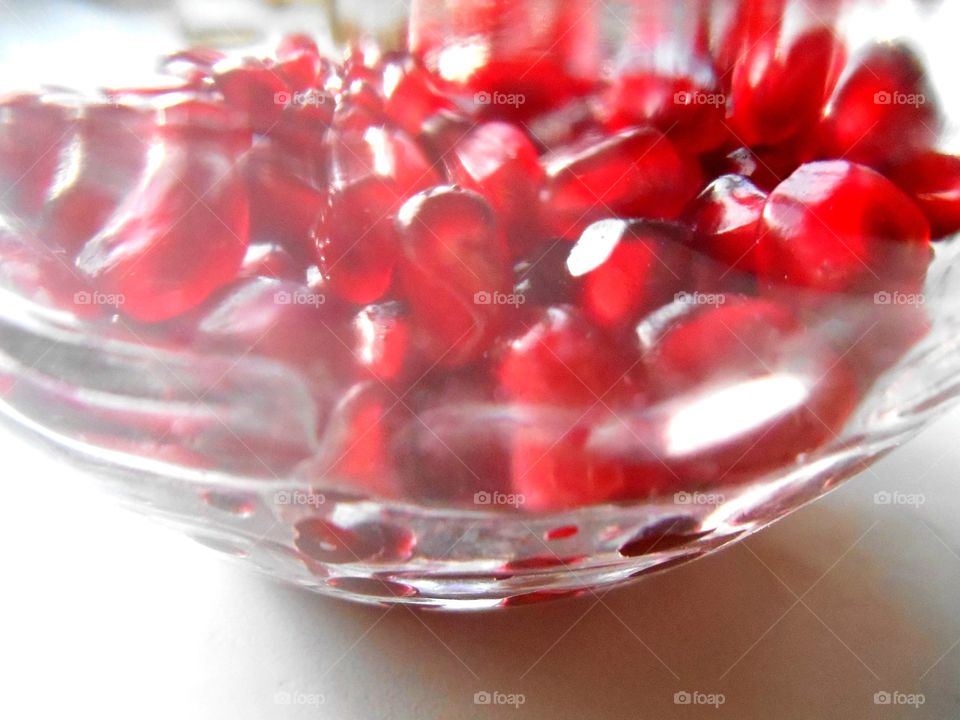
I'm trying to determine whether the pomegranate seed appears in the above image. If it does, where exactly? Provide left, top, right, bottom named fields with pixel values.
left=569, top=219, right=695, bottom=332
left=349, top=302, right=412, bottom=384
left=318, top=127, right=441, bottom=304
left=731, top=27, right=844, bottom=146
left=449, top=122, right=545, bottom=256
left=410, top=0, right=598, bottom=119
left=687, top=174, right=766, bottom=272
left=497, top=306, right=641, bottom=510
left=213, top=57, right=290, bottom=133
left=889, top=152, right=960, bottom=240
left=541, top=127, right=701, bottom=240
left=239, top=242, right=303, bottom=282
left=393, top=372, right=512, bottom=503
left=197, top=278, right=330, bottom=362
left=499, top=305, right=630, bottom=405
left=275, top=35, right=326, bottom=93
left=271, top=90, right=335, bottom=156
left=524, top=98, right=601, bottom=152
left=160, top=48, right=225, bottom=83
left=381, top=59, right=457, bottom=136
left=757, top=161, right=932, bottom=294
left=603, top=0, right=727, bottom=153
left=819, top=42, right=940, bottom=170
left=637, top=296, right=859, bottom=479
left=243, top=147, right=326, bottom=262
left=39, top=104, right=156, bottom=256
left=512, top=240, right=582, bottom=307
left=0, top=94, right=76, bottom=224
left=76, top=139, right=250, bottom=323
left=397, top=186, right=510, bottom=366
left=307, top=382, right=402, bottom=500
left=157, top=95, right=253, bottom=154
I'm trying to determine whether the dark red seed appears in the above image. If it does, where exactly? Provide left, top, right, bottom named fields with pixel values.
left=499, top=305, right=629, bottom=405
left=381, top=59, right=458, bottom=136
left=397, top=186, right=510, bottom=367
left=729, top=25, right=845, bottom=146
left=541, top=127, right=701, bottom=240
left=757, top=161, right=932, bottom=294
left=569, top=219, right=695, bottom=332
left=76, top=141, right=250, bottom=323
left=239, top=242, right=304, bottom=282
left=450, top=121, right=545, bottom=256
left=687, top=175, right=767, bottom=272
left=818, top=42, right=940, bottom=170
left=307, top=382, right=402, bottom=500
left=196, top=278, right=334, bottom=366
left=213, top=57, right=290, bottom=133
left=512, top=240, right=582, bottom=307
left=39, top=104, right=156, bottom=256
left=327, top=125, right=441, bottom=197
left=350, top=302, right=412, bottom=383
left=0, top=94, right=76, bottom=224
left=889, top=152, right=960, bottom=239
left=243, top=147, right=326, bottom=261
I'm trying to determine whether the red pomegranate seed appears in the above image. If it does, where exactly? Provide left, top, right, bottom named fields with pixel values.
left=410, top=0, right=598, bottom=119
left=569, top=219, right=695, bottom=332
left=687, top=174, right=766, bottom=272
left=39, top=104, right=156, bottom=256
left=393, top=372, right=512, bottom=503
left=197, top=278, right=335, bottom=364
left=317, top=127, right=441, bottom=304
left=512, top=240, right=583, bottom=307
left=157, top=95, right=253, bottom=154
left=213, top=57, right=290, bottom=133
left=637, top=296, right=859, bottom=479
left=449, top=122, right=545, bottom=256
left=76, top=140, right=250, bottom=323
left=541, top=127, right=701, bottom=240
left=603, top=1, right=727, bottom=153
left=0, top=94, right=76, bottom=224
left=757, top=161, right=932, bottom=294
left=499, top=305, right=631, bottom=404
left=819, top=42, right=940, bottom=170
left=309, top=382, right=402, bottom=500
left=381, top=59, right=457, bottom=137
left=275, top=35, right=327, bottom=93
left=349, top=302, right=412, bottom=383
left=729, top=26, right=845, bottom=146
left=243, top=147, right=326, bottom=262
left=239, top=242, right=304, bottom=282
left=271, top=90, right=335, bottom=156
left=524, top=97, right=601, bottom=152
left=397, top=186, right=510, bottom=367
left=889, top=152, right=960, bottom=239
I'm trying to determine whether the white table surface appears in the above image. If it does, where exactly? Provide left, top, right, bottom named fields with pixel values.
left=2, top=404, right=959, bottom=720
left=2, top=2, right=959, bottom=718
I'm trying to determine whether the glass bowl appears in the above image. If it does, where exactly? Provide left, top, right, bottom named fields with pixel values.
left=1, top=0, right=959, bottom=609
